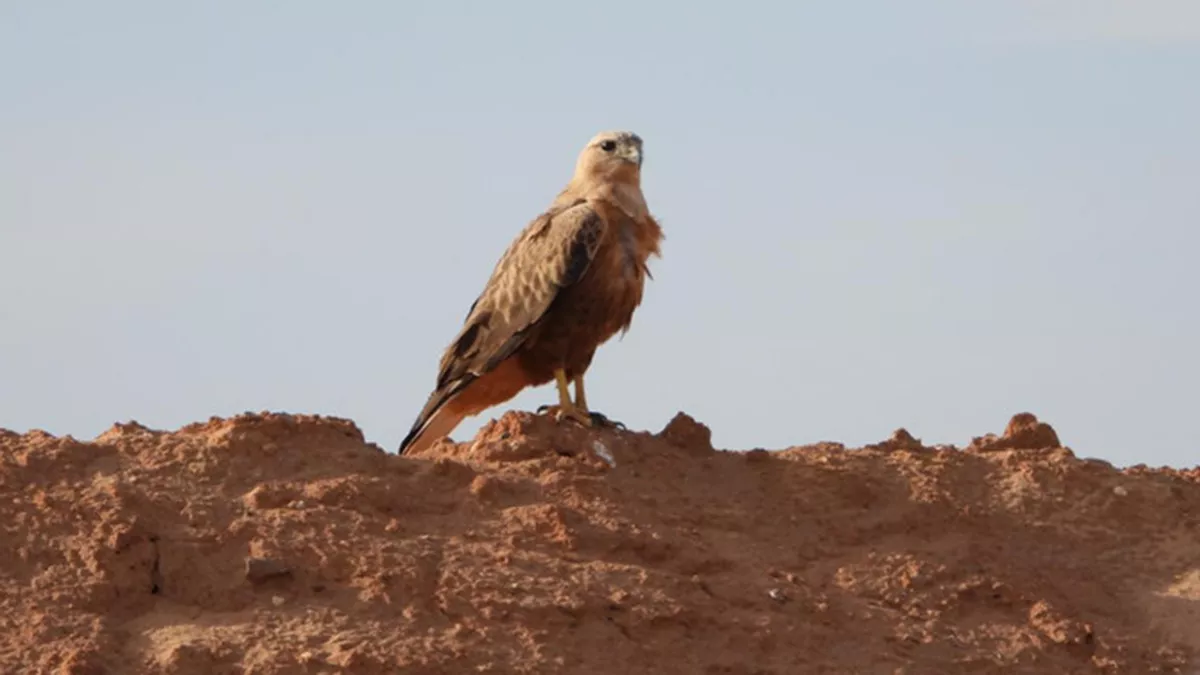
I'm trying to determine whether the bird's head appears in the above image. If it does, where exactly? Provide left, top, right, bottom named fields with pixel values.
left=573, top=130, right=643, bottom=185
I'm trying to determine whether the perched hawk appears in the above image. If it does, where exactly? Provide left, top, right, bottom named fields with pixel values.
left=398, top=130, right=663, bottom=455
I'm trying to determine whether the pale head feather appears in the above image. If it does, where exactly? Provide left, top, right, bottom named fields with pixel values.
left=572, top=130, right=644, bottom=185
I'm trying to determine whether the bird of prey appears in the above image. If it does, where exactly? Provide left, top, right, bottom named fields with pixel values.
left=398, top=130, right=664, bottom=455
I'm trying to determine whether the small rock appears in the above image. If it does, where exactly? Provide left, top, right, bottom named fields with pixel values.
left=887, top=428, right=925, bottom=451
left=659, top=412, right=715, bottom=453
left=1113, top=485, right=1128, bottom=497
left=1002, top=412, right=1062, bottom=448
left=768, top=588, right=788, bottom=603
left=591, top=440, right=617, bottom=467
left=970, top=412, right=1062, bottom=452
left=245, top=557, right=292, bottom=584
left=865, top=428, right=925, bottom=453
left=271, top=595, right=286, bottom=607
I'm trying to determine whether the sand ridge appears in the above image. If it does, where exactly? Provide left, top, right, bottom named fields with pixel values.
left=1, top=411, right=1197, bottom=673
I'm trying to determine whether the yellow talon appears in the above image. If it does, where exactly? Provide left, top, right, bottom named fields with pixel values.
left=535, top=371, right=625, bottom=430
left=535, top=369, right=593, bottom=427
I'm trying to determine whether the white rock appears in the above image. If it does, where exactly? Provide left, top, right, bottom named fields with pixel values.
left=592, top=440, right=616, bottom=468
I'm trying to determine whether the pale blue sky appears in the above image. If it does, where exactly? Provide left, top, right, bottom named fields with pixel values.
left=2, top=2, right=1197, bottom=467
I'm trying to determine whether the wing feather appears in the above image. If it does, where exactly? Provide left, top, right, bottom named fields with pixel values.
left=434, top=199, right=605, bottom=392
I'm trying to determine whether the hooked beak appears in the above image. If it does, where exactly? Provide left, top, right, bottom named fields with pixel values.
left=622, top=145, right=643, bottom=167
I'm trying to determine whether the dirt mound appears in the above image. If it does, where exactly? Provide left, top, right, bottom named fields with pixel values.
left=2, top=410, right=1198, bottom=674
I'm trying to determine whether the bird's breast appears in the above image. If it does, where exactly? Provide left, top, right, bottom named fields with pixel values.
left=617, top=221, right=641, bottom=283
left=573, top=223, right=647, bottom=332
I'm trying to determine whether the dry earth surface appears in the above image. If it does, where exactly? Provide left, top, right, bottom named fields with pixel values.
left=2, top=409, right=1199, bottom=674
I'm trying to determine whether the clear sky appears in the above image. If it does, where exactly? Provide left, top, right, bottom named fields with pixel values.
left=2, top=1, right=1197, bottom=467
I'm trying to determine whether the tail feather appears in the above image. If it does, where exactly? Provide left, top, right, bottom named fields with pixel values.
left=398, top=380, right=472, bottom=455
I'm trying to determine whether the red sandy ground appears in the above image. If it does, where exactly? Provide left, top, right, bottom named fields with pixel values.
left=1, top=410, right=1198, bottom=674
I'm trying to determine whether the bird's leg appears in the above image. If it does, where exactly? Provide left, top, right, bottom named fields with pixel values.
left=535, top=369, right=593, bottom=427
left=572, top=376, right=589, bottom=411
left=572, top=375, right=626, bottom=430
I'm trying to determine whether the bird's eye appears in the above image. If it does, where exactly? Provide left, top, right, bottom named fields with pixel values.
left=600, top=140, right=617, bottom=152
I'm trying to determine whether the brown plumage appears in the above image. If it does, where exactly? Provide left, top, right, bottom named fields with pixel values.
left=398, top=130, right=663, bottom=455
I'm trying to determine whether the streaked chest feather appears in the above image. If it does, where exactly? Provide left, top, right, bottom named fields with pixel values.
left=592, top=213, right=648, bottom=290
left=568, top=221, right=647, bottom=331
left=617, top=221, right=640, bottom=282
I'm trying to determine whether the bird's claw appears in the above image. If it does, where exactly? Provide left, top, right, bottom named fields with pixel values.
left=542, top=404, right=593, bottom=427
left=587, top=411, right=626, bottom=430
left=535, top=405, right=624, bottom=430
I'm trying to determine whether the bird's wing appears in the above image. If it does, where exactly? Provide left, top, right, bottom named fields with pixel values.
left=434, top=199, right=605, bottom=393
